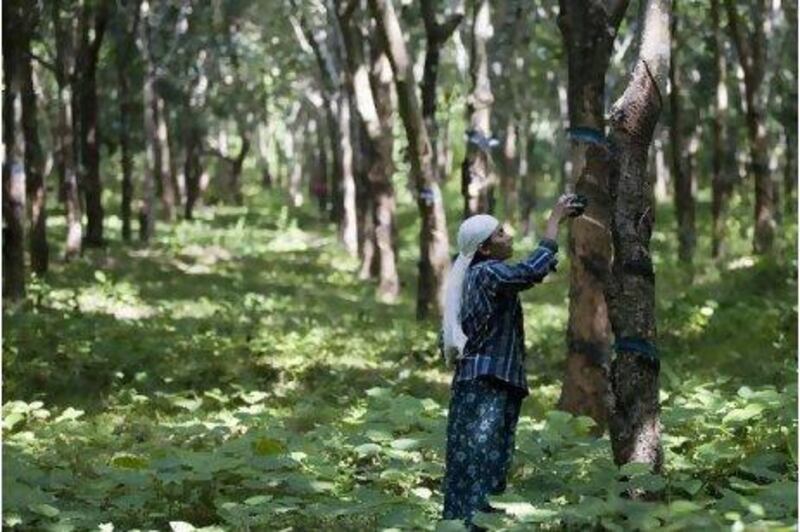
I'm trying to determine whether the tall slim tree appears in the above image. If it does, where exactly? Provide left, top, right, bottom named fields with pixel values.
left=555, top=0, right=629, bottom=430
left=112, top=1, right=140, bottom=242
left=668, top=0, right=695, bottom=267
left=461, top=0, right=495, bottom=217
left=52, top=0, right=83, bottom=259
left=77, top=0, right=109, bottom=247
left=3, top=0, right=28, bottom=300
left=605, top=0, right=671, bottom=470
left=710, top=0, right=731, bottom=259
left=420, top=0, right=463, bottom=182
left=725, top=0, right=775, bottom=254
left=21, top=8, right=49, bottom=275
left=138, top=1, right=158, bottom=241
left=369, top=0, right=451, bottom=319
left=335, top=2, right=400, bottom=301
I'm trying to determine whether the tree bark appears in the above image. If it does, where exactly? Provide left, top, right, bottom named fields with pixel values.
left=21, top=21, right=49, bottom=275
left=369, top=48, right=400, bottom=302
left=370, top=0, right=451, bottom=319
left=78, top=2, right=108, bottom=247
left=154, top=94, right=176, bottom=220
left=519, top=120, right=536, bottom=237
left=461, top=0, right=495, bottom=218
left=668, top=0, right=695, bottom=266
left=117, top=49, right=135, bottom=242
left=555, top=0, right=629, bottom=431
left=231, top=125, right=251, bottom=206
left=605, top=0, right=671, bottom=471
left=3, top=3, right=27, bottom=299
left=139, top=2, right=158, bottom=242
left=52, top=0, right=83, bottom=259
left=710, top=0, right=730, bottom=258
left=725, top=0, right=775, bottom=254
left=420, top=0, right=463, bottom=183
left=184, top=124, right=202, bottom=220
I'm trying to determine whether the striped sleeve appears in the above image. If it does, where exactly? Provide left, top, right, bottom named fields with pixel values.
left=482, top=239, right=558, bottom=294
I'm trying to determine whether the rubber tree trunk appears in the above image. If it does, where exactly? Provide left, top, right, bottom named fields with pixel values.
left=725, top=0, right=775, bottom=254
left=420, top=0, right=463, bottom=183
left=21, top=31, right=49, bottom=275
left=139, top=2, right=158, bottom=242
left=710, top=0, right=730, bottom=258
left=369, top=0, right=451, bottom=319
left=3, top=5, right=27, bottom=300
left=555, top=0, right=629, bottom=431
left=117, top=48, right=134, bottom=242
left=184, top=124, right=202, bottom=220
left=605, top=0, right=671, bottom=471
left=52, top=0, right=82, bottom=260
left=519, top=120, right=536, bottom=237
left=369, top=49, right=400, bottom=302
left=78, top=2, right=108, bottom=247
left=461, top=0, right=495, bottom=218
left=668, top=0, right=695, bottom=267
left=155, top=95, right=176, bottom=220
left=335, top=3, right=399, bottom=300
left=492, top=0, right=524, bottom=226
left=231, top=125, right=251, bottom=206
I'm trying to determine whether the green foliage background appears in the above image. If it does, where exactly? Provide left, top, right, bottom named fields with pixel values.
left=2, top=171, right=797, bottom=530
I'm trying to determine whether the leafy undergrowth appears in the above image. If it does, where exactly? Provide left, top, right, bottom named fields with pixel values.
left=3, top=191, right=797, bottom=530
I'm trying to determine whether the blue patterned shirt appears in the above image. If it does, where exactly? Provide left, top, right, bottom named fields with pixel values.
left=452, top=239, right=559, bottom=397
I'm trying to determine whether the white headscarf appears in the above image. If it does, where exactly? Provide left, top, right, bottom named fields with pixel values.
left=441, top=214, right=500, bottom=364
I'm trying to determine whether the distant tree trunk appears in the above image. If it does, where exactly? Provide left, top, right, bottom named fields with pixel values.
left=519, top=120, right=536, bottom=237
left=668, top=1, right=695, bottom=267
left=785, top=128, right=796, bottom=216
left=3, top=5, right=27, bottom=299
left=52, top=0, right=83, bottom=259
left=461, top=0, right=495, bottom=218
left=606, top=0, right=670, bottom=471
left=184, top=124, right=202, bottom=220
left=155, top=95, right=176, bottom=220
left=493, top=0, right=524, bottom=225
left=501, top=117, right=519, bottom=224
left=117, top=51, right=134, bottom=242
left=78, top=2, right=108, bottom=247
left=231, top=125, right=251, bottom=206
left=21, top=26, right=49, bottom=275
left=139, top=2, right=158, bottom=242
left=325, top=97, right=343, bottom=224
left=710, top=0, right=730, bottom=258
left=370, top=0, right=451, bottom=319
left=556, top=0, right=629, bottom=431
left=725, top=0, right=775, bottom=254
left=781, top=0, right=797, bottom=217
left=420, top=0, right=463, bottom=183
left=653, top=129, right=670, bottom=203
left=370, top=50, right=400, bottom=302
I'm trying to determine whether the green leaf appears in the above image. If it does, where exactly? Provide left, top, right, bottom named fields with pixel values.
left=110, top=453, right=149, bottom=470
left=390, top=438, right=420, bottom=451
left=354, top=443, right=382, bottom=457
left=723, top=404, right=766, bottom=424
left=620, top=462, right=652, bottom=477
left=252, top=437, right=286, bottom=456
left=435, top=520, right=468, bottom=531
left=29, top=504, right=59, bottom=518
left=94, top=271, right=107, bottom=283
left=3, top=412, right=25, bottom=431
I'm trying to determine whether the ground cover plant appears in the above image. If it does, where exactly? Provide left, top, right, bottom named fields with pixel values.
left=3, top=183, right=797, bottom=530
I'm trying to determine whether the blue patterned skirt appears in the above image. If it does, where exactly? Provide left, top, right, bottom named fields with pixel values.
left=441, top=375, right=524, bottom=527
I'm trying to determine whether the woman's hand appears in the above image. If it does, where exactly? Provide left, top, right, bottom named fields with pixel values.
left=544, top=194, right=580, bottom=240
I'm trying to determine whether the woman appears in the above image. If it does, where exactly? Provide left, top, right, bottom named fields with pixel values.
left=440, top=194, right=580, bottom=528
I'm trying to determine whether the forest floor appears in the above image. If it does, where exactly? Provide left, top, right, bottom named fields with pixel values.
left=3, top=185, right=798, bottom=530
